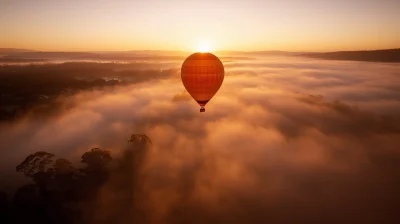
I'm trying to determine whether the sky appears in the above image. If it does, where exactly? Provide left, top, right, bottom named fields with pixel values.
left=1, top=56, right=400, bottom=223
left=0, top=0, right=399, bottom=51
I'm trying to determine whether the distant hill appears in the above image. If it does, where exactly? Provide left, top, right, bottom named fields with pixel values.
left=0, top=48, right=37, bottom=53
left=2, top=48, right=399, bottom=63
left=215, top=50, right=301, bottom=57
left=300, top=49, right=400, bottom=63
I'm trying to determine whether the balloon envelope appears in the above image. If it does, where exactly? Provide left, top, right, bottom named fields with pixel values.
left=181, top=52, right=225, bottom=112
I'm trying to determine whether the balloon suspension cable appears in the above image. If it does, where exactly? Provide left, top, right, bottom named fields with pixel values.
left=200, top=106, right=205, bottom=113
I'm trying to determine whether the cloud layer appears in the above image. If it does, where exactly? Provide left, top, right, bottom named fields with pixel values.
left=1, top=56, right=400, bottom=223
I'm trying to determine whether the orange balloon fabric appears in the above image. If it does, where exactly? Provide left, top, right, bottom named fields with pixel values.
left=181, top=52, right=225, bottom=112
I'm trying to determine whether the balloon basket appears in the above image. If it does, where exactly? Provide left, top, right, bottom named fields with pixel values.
left=200, top=107, right=205, bottom=112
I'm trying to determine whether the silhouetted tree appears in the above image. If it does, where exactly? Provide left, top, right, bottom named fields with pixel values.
left=13, top=151, right=81, bottom=224
left=128, top=134, right=152, bottom=144
left=81, top=148, right=112, bottom=171
left=79, top=148, right=112, bottom=195
left=16, top=151, right=55, bottom=186
left=4, top=134, right=152, bottom=224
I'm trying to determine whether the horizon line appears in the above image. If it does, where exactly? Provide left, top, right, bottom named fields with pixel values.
left=1, top=47, right=399, bottom=54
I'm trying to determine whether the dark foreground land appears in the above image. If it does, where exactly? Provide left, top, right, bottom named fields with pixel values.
left=0, top=62, right=176, bottom=121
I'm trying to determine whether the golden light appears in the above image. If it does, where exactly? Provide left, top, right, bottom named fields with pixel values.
left=196, top=41, right=213, bottom=53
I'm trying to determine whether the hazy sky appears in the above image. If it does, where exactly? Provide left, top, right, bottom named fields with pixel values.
left=0, top=0, right=399, bottom=51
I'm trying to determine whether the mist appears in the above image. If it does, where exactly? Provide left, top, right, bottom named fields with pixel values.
left=1, top=55, right=400, bottom=223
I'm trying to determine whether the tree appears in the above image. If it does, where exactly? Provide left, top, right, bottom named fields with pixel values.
left=16, top=151, right=55, bottom=186
left=9, top=134, right=152, bottom=224
left=81, top=148, right=112, bottom=171
left=16, top=151, right=54, bottom=177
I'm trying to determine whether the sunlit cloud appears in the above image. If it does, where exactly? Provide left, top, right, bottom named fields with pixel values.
left=1, top=56, right=400, bottom=223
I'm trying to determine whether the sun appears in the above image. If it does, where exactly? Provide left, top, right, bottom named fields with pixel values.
left=196, top=42, right=212, bottom=53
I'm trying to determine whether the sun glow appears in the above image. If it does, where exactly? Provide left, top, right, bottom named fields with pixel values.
left=196, top=42, right=213, bottom=53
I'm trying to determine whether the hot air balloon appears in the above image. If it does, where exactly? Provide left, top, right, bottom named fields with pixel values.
left=181, top=52, right=225, bottom=112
